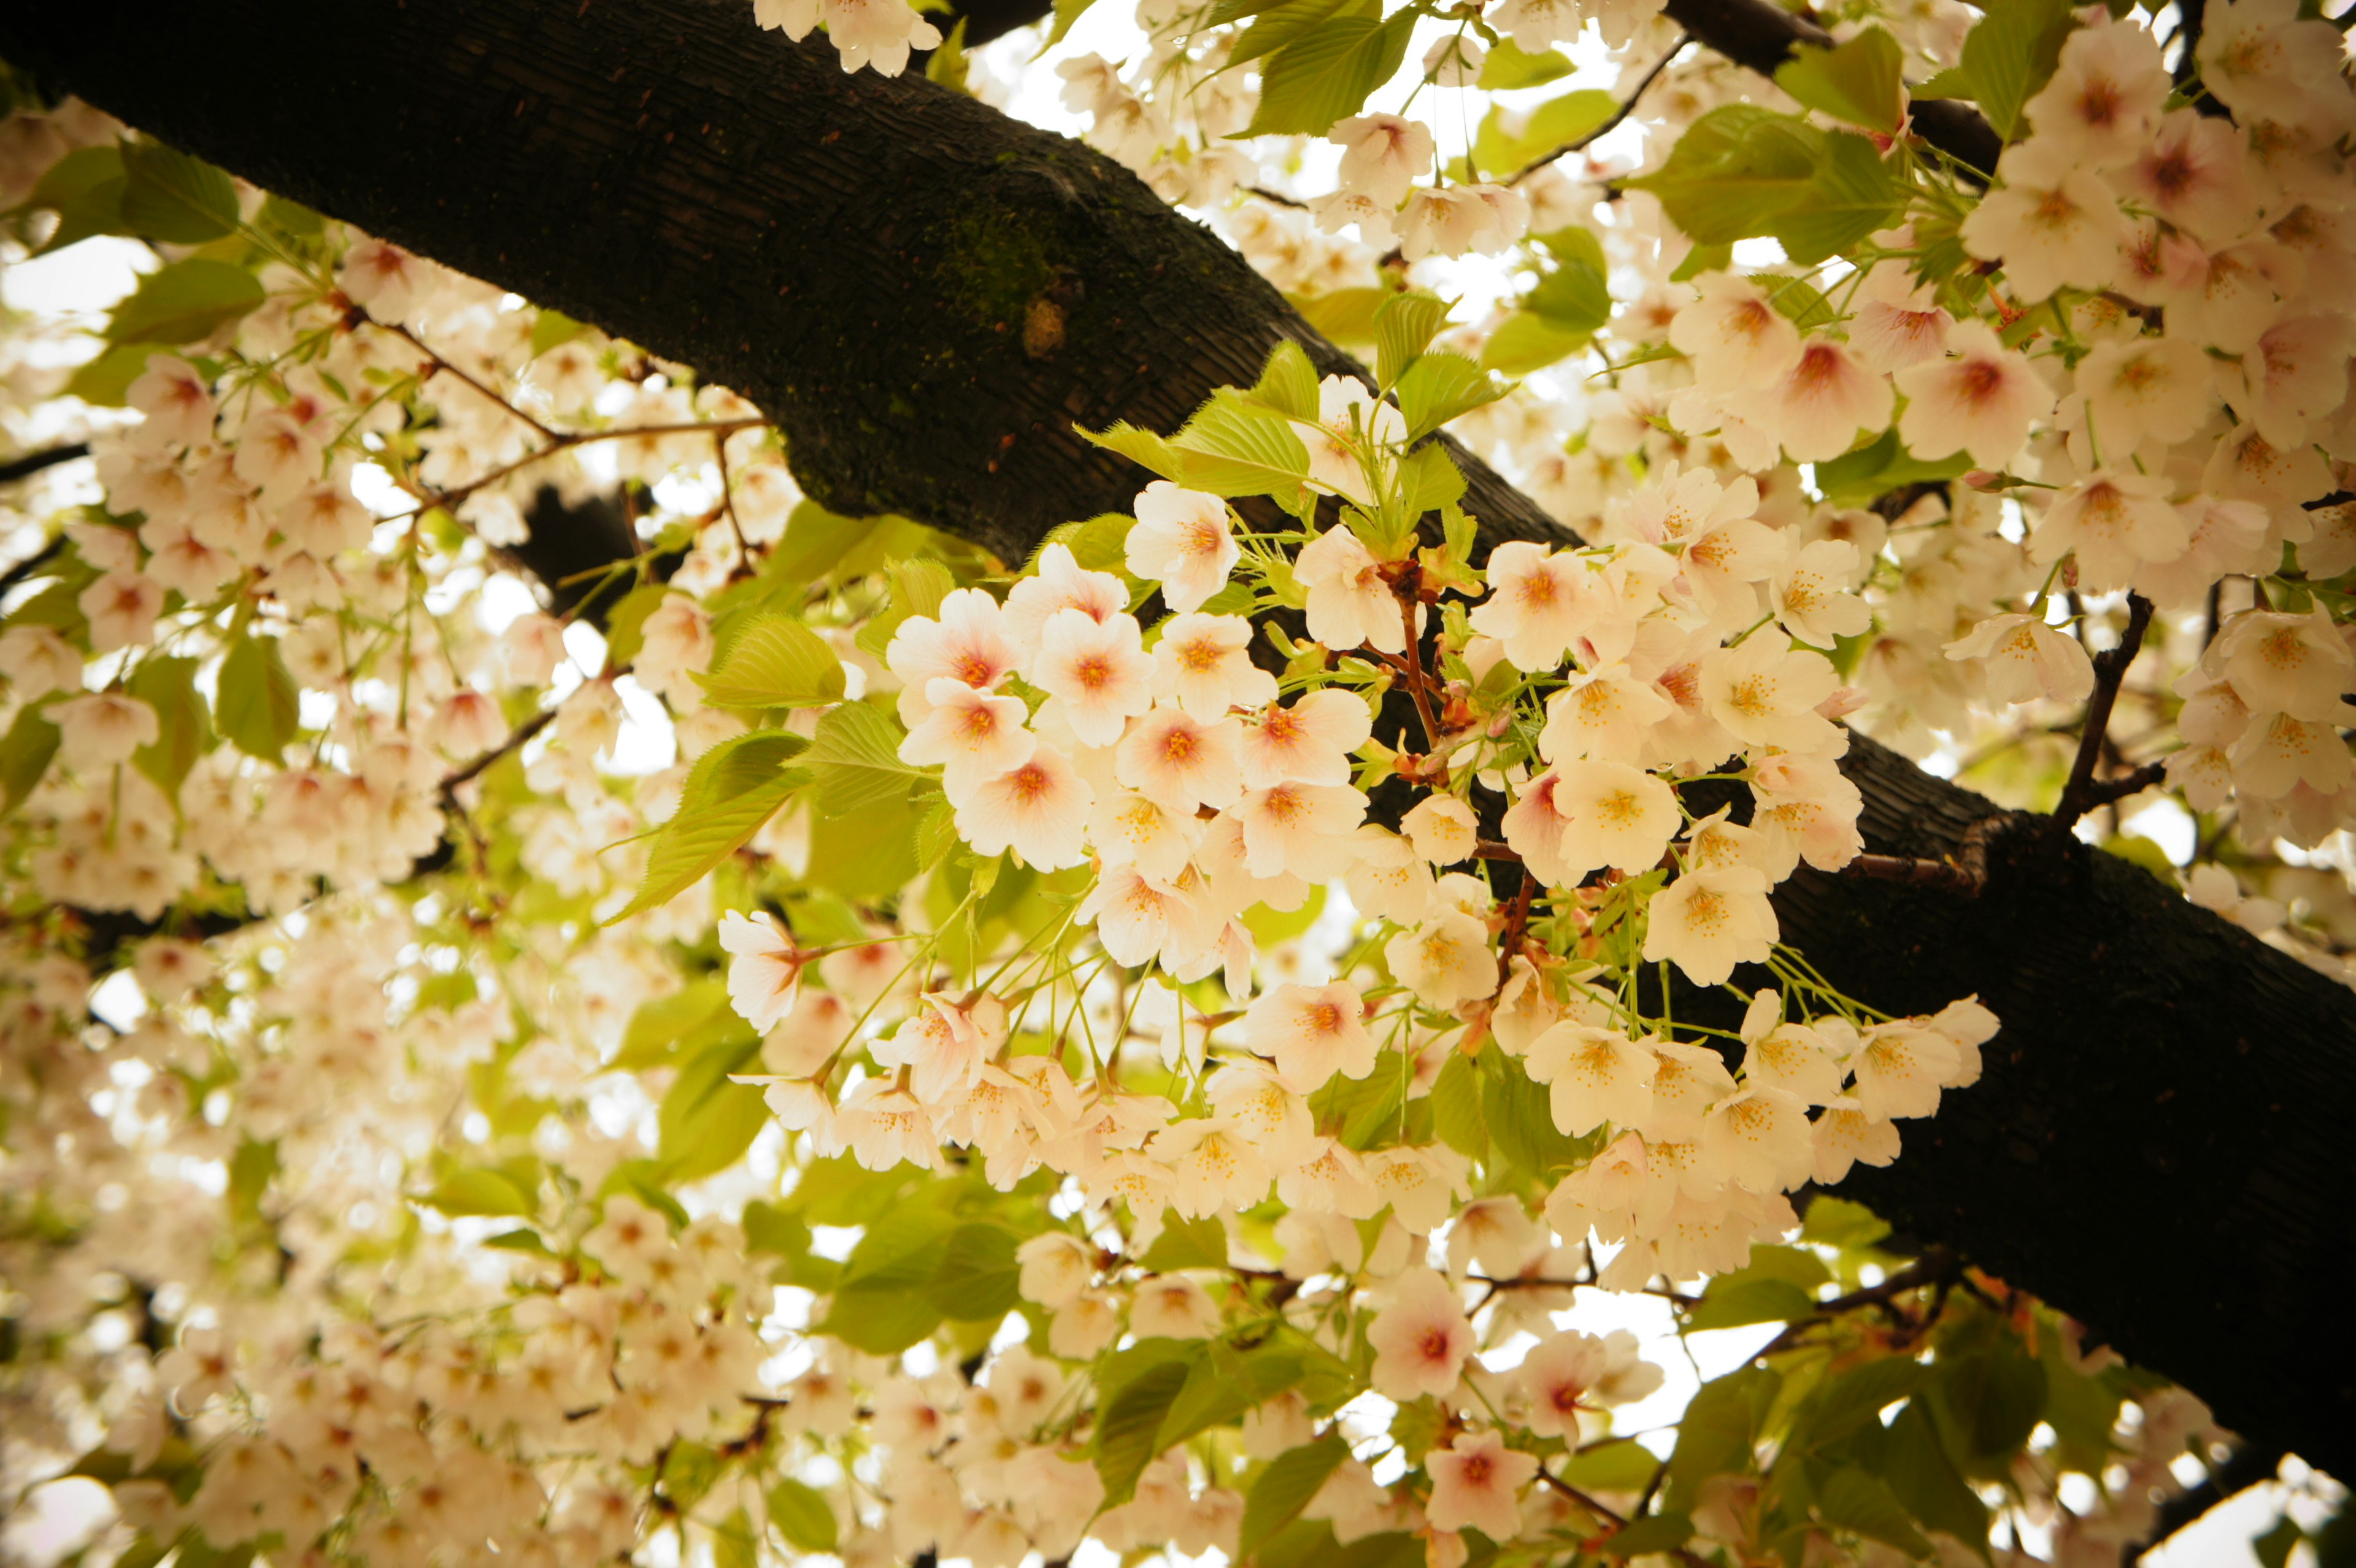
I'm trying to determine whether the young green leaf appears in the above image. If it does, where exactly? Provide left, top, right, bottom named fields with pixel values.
left=1395, top=350, right=1506, bottom=440
left=1252, top=339, right=1323, bottom=421
left=217, top=633, right=301, bottom=763
left=804, top=702, right=930, bottom=817
left=1623, top=104, right=1819, bottom=246
left=1774, top=26, right=1906, bottom=132
left=694, top=614, right=847, bottom=709
left=1241, top=12, right=1416, bottom=137
left=766, top=1479, right=839, bottom=1553
left=1375, top=290, right=1450, bottom=390
left=1168, top=395, right=1313, bottom=498
left=1241, top=1435, right=1350, bottom=1556
left=118, top=139, right=242, bottom=244
left=104, top=258, right=265, bottom=346
left=609, top=730, right=809, bottom=920
left=1, top=704, right=60, bottom=815
left=127, top=655, right=210, bottom=794
left=657, top=1036, right=767, bottom=1183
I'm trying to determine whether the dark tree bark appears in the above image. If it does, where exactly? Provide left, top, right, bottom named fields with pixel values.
left=6, top=0, right=2353, bottom=1479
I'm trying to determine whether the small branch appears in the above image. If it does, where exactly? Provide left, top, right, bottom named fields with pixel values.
left=1508, top=34, right=1692, bottom=185
left=0, top=537, right=63, bottom=593
left=1392, top=566, right=1444, bottom=749
left=1837, top=813, right=2012, bottom=897
left=1752, top=1245, right=1963, bottom=1361
left=370, top=313, right=560, bottom=440
left=1472, top=839, right=1524, bottom=863
left=439, top=708, right=559, bottom=804
left=0, top=442, right=90, bottom=485
left=1243, top=184, right=1309, bottom=210
left=2051, top=593, right=2156, bottom=837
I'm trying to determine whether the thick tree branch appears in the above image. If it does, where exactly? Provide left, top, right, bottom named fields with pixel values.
left=4, top=0, right=2352, bottom=1480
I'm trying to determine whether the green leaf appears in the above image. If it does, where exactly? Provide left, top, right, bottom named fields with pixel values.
left=1375, top=291, right=1450, bottom=390
left=1395, top=350, right=1505, bottom=440
left=1948, top=1349, right=2049, bottom=1463
left=104, top=259, right=264, bottom=347
left=1812, top=428, right=1972, bottom=507
left=928, top=1223, right=1023, bottom=1320
left=613, top=980, right=737, bottom=1072
left=695, top=613, right=847, bottom=709
left=712, top=1508, right=757, bottom=1568
left=256, top=194, right=324, bottom=237
left=658, top=1036, right=768, bottom=1183
left=804, top=701, right=927, bottom=817
left=612, top=731, right=809, bottom=920
left=1526, top=226, right=1613, bottom=332
left=1478, top=38, right=1574, bottom=89
left=1801, top=1358, right=1933, bottom=1448
left=1169, top=394, right=1313, bottom=499
left=1227, top=0, right=1369, bottom=69
left=1472, top=88, right=1618, bottom=178
left=805, top=791, right=927, bottom=901
left=118, top=140, right=241, bottom=244
left=1292, top=286, right=1389, bottom=348
left=1774, top=26, right=1905, bottom=131
left=1397, top=443, right=1466, bottom=517
left=26, top=145, right=124, bottom=210
left=1430, top=1053, right=1486, bottom=1157
left=853, top=556, right=956, bottom=661
left=767, top=1479, right=839, bottom=1553
left=1561, top=1439, right=1661, bottom=1494
left=228, top=1137, right=279, bottom=1226
left=1685, top=1276, right=1817, bottom=1331
left=65, top=343, right=173, bottom=407
left=1801, top=1195, right=1891, bottom=1250
left=1096, top=1357, right=1192, bottom=1505
left=1242, top=1435, right=1350, bottom=1555
left=1603, top=1512, right=1693, bottom=1558
left=1771, top=129, right=1914, bottom=266
left=415, top=1166, right=539, bottom=1218
left=481, top=1227, right=550, bottom=1255
left=661, top=1443, right=722, bottom=1512
left=824, top=1207, right=958, bottom=1353
left=1140, top=1212, right=1230, bottom=1272
left=128, top=656, right=209, bottom=796
left=926, top=16, right=972, bottom=91
left=1665, top=1366, right=1777, bottom=1510
left=1, top=704, right=60, bottom=815
left=217, top=634, right=301, bottom=764
left=1081, top=418, right=1187, bottom=481
left=1048, top=0, right=1098, bottom=45
left=1816, top=1466, right=1933, bottom=1556
left=1482, top=1049, right=1591, bottom=1182
left=1668, top=242, right=1734, bottom=284
left=531, top=309, right=590, bottom=358
left=1915, top=0, right=2075, bottom=143
left=1625, top=104, right=1816, bottom=244
left=24, top=145, right=128, bottom=255
left=1481, top=312, right=1592, bottom=374
left=1885, top=1402, right=1991, bottom=1561
left=599, top=582, right=668, bottom=667
left=1253, top=340, right=1323, bottom=421
left=1035, top=510, right=1136, bottom=575
left=1242, top=12, right=1417, bottom=137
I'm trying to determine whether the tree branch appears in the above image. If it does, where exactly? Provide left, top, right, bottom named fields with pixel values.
left=0, top=441, right=90, bottom=485
left=2051, top=592, right=2156, bottom=837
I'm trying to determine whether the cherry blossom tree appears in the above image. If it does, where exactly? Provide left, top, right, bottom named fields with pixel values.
left=0, top=0, right=2353, bottom=1566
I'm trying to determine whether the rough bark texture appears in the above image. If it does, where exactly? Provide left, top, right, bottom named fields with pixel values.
left=7, top=0, right=2354, bottom=1478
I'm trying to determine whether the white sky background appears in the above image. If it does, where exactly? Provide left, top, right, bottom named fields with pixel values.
left=0, top=24, right=2336, bottom=1563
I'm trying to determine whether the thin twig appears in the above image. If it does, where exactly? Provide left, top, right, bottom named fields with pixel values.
left=0, top=442, right=91, bottom=485
left=439, top=708, right=559, bottom=803
left=1508, top=34, right=1692, bottom=185
left=2051, top=593, right=2156, bottom=837
left=1752, top=1245, right=1964, bottom=1361
left=0, top=537, right=63, bottom=593
left=1244, top=184, right=1309, bottom=210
